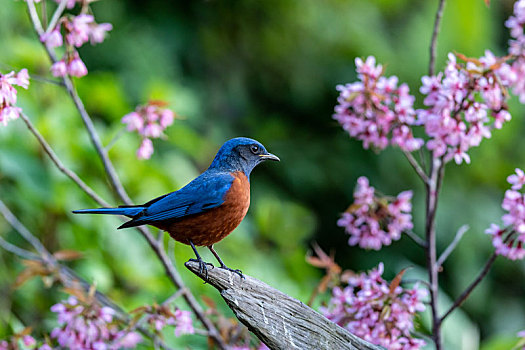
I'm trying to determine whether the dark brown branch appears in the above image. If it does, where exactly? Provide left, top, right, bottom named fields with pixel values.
left=440, top=252, right=498, bottom=322
left=429, top=0, right=446, bottom=76
left=185, top=261, right=385, bottom=350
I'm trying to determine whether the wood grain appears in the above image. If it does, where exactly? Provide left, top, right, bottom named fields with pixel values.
left=185, top=261, right=384, bottom=350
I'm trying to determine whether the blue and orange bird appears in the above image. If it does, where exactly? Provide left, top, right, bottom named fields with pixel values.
left=73, top=137, right=279, bottom=278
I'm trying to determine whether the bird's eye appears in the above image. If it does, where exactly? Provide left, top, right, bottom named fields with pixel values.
left=250, top=145, right=260, bottom=154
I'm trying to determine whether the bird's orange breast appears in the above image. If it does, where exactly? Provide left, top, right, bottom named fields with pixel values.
left=154, top=171, right=250, bottom=246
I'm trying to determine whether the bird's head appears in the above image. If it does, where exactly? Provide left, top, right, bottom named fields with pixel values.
left=208, top=137, right=280, bottom=177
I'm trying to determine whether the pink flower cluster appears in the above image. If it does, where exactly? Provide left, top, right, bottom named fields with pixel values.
left=41, top=14, right=112, bottom=78
left=121, top=101, right=176, bottom=159
left=334, top=0, right=525, bottom=165
left=333, top=56, right=423, bottom=152
left=338, top=176, right=414, bottom=250
left=145, top=308, right=194, bottom=337
left=50, top=296, right=142, bottom=349
left=0, top=69, right=29, bottom=126
left=506, top=0, right=525, bottom=102
left=0, top=335, right=51, bottom=350
left=485, top=168, right=525, bottom=260
left=321, top=263, right=427, bottom=349
left=417, top=51, right=514, bottom=164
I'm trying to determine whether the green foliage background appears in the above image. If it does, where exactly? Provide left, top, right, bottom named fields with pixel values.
left=1, top=0, right=525, bottom=348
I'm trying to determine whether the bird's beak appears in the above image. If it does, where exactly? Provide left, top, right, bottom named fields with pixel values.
left=259, top=153, right=280, bottom=161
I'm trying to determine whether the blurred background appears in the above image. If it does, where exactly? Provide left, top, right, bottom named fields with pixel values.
left=1, top=0, right=524, bottom=348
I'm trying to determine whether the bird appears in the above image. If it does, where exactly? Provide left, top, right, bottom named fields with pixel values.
left=72, top=137, right=279, bottom=279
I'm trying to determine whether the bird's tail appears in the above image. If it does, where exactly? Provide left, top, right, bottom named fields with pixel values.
left=72, top=206, right=145, bottom=218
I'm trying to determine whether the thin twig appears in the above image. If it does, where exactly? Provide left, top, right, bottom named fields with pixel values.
left=26, top=0, right=44, bottom=36
left=46, top=0, right=68, bottom=34
left=19, top=113, right=110, bottom=208
left=0, top=204, right=174, bottom=350
left=405, top=230, right=428, bottom=248
left=424, top=156, right=445, bottom=349
left=104, top=127, right=126, bottom=151
left=437, top=225, right=469, bottom=267
left=403, top=150, right=430, bottom=185
left=26, top=5, right=227, bottom=349
left=440, top=252, right=498, bottom=322
left=0, top=199, right=52, bottom=262
left=0, top=236, right=39, bottom=260
left=429, top=0, right=446, bottom=76
left=161, top=288, right=187, bottom=306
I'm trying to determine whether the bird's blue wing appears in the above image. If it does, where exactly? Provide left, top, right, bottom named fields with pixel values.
left=120, top=172, right=234, bottom=228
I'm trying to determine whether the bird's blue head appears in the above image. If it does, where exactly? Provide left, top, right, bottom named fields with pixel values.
left=208, top=137, right=280, bottom=177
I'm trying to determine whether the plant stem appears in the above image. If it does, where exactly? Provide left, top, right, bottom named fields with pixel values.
left=19, top=113, right=110, bottom=208
left=440, top=252, right=498, bottom=322
left=25, top=4, right=227, bottom=349
left=429, top=0, right=446, bottom=76
left=425, top=157, right=444, bottom=349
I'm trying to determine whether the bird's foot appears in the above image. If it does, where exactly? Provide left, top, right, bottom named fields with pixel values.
left=219, top=265, right=245, bottom=280
left=188, top=258, right=214, bottom=280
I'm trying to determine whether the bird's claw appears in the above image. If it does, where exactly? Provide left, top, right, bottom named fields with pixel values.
left=188, top=258, right=214, bottom=281
left=220, top=266, right=245, bottom=280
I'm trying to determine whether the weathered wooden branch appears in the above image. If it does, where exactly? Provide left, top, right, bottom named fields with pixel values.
left=185, top=261, right=384, bottom=350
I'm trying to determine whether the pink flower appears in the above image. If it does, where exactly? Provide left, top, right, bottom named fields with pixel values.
left=51, top=60, right=67, bottom=77
left=321, top=263, right=426, bottom=349
left=160, top=109, right=175, bottom=128
left=333, top=56, right=422, bottom=152
left=486, top=169, right=525, bottom=260
left=417, top=52, right=513, bottom=164
left=66, top=14, right=94, bottom=47
left=122, top=112, right=144, bottom=131
left=113, top=331, right=142, bottom=348
left=50, top=296, right=140, bottom=349
left=22, top=335, right=36, bottom=347
left=137, top=138, right=154, bottom=159
left=508, top=168, right=525, bottom=190
left=40, top=28, right=63, bottom=48
left=122, top=102, right=176, bottom=159
left=68, top=55, right=88, bottom=77
left=172, top=309, right=194, bottom=336
left=0, top=69, right=30, bottom=126
left=89, top=23, right=113, bottom=44
left=338, top=177, right=414, bottom=250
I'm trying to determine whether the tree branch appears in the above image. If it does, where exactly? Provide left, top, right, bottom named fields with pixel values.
left=436, top=225, right=469, bottom=268
left=405, top=230, right=428, bottom=248
left=46, top=0, right=68, bottom=33
left=0, top=198, right=176, bottom=349
left=402, top=150, right=430, bottom=185
left=185, top=261, right=385, bottom=350
left=25, top=4, right=227, bottom=348
left=0, top=199, right=53, bottom=262
left=424, top=156, right=445, bottom=349
left=19, top=113, right=110, bottom=208
left=429, top=0, right=446, bottom=76
left=0, top=236, right=39, bottom=260
left=440, top=252, right=498, bottom=322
